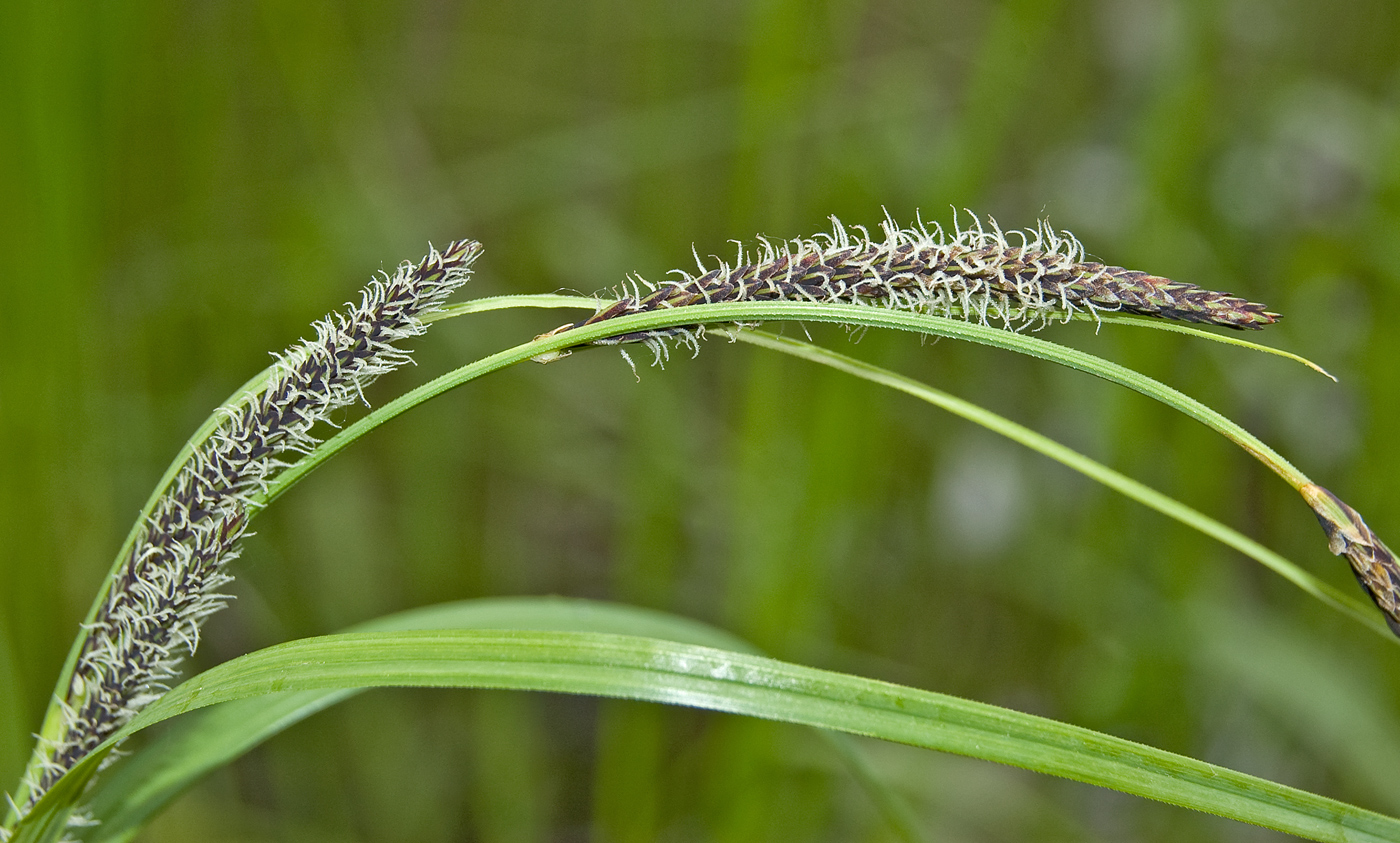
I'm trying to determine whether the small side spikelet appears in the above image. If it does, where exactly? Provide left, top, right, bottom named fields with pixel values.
left=1302, top=484, right=1400, bottom=636
left=550, top=213, right=1277, bottom=366
left=11, top=240, right=481, bottom=824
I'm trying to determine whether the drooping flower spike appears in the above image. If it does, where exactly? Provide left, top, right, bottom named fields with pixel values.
left=11, top=240, right=481, bottom=824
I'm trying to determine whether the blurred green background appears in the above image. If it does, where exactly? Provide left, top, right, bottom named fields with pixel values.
left=3, top=0, right=1400, bottom=840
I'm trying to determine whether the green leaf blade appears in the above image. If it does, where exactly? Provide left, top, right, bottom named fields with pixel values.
left=20, top=629, right=1400, bottom=843
left=78, top=597, right=763, bottom=843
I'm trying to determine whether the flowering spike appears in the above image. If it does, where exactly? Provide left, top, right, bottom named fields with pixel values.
left=551, top=214, right=1277, bottom=366
left=1302, top=484, right=1400, bottom=636
left=12, top=240, right=481, bottom=823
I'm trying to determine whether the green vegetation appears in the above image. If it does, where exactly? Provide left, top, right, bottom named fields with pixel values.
left=4, top=2, right=1400, bottom=840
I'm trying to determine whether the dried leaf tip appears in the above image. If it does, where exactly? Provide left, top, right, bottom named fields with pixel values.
left=1301, top=483, right=1400, bottom=636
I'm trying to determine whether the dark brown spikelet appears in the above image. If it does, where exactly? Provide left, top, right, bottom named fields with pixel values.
left=545, top=215, right=1278, bottom=366
left=1014, top=261, right=1279, bottom=328
left=1302, top=484, right=1400, bottom=637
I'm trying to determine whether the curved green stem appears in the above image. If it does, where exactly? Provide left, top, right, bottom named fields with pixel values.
left=258, top=299, right=1312, bottom=507
left=732, top=329, right=1388, bottom=641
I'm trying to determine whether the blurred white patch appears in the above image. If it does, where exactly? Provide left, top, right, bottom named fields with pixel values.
left=1097, top=0, right=1186, bottom=78
left=1285, top=274, right=1372, bottom=358
left=1213, top=83, right=1394, bottom=230
left=537, top=202, right=660, bottom=291
left=930, top=439, right=1027, bottom=561
left=1219, top=0, right=1285, bottom=50
left=1039, top=144, right=1144, bottom=240
left=1223, top=275, right=1367, bottom=470
left=1211, top=141, right=1286, bottom=230
left=1278, top=380, right=1359, bottom=470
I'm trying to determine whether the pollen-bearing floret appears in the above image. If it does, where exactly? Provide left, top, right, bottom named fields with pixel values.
left=555, top=212, right=1278, bottom=367
left=10, top=239, right=481, bottom=825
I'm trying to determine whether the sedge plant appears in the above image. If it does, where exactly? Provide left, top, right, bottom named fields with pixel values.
left=4, top=212, right=1398, bottom=843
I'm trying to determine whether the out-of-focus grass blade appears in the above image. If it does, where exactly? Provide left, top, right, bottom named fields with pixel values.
left=17, top=629, right=1400, bottom=843
left=79, top=598, right=922, bottom=843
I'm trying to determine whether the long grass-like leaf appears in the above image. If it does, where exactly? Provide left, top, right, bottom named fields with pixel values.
left=78, top=597, right=922, bottom=843
left=15, top=630, right=1400, bottom=843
